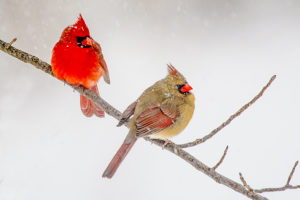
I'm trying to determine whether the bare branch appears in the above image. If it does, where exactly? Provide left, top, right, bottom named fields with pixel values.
left=1, top=38, right=298, bottom=200
left=212, top=145, right=229, bottom=170
left=286, top=160, right=298, bottom=185
left=145, top=138, right=267, bottom=200
left=178, top=75, right=276, bottom=148
left=254, top=185, right=300, bottom=193
left=239, top=161, right=300, bottom=194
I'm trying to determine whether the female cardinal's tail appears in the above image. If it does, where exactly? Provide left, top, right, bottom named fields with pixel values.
left=102, top=132, right=137, bottom=178
left=80, top=85, right=105, bottom=117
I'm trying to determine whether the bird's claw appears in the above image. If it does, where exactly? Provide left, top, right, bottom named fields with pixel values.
left=162, top=139, right=173, bottom=149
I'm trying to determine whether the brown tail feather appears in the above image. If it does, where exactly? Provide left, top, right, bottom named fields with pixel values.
left=80, top=85, right=105, bottom=118
left=102, top=132, right=137, bottom=178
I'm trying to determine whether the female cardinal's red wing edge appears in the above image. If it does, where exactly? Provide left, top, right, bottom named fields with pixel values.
left=135, top=105, right=177, bottom=137
left=117, top=101, right=138, bottom=127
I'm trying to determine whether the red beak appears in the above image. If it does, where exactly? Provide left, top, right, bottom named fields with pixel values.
left=82, top=37, right=93, bottom=46
left=180, top=83, right=193, bottom=93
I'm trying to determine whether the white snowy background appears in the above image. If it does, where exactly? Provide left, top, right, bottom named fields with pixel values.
left=0, top=0, right=300, bottom=199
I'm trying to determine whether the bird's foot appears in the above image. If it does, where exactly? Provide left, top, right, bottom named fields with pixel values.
left=162, top=139, right=173, bottom=149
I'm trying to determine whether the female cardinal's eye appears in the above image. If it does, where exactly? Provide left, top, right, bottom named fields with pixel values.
left=76, top=36, right=92, bottom=48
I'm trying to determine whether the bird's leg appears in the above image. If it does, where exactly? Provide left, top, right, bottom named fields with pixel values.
left=162, top=139, right=174, bottom=149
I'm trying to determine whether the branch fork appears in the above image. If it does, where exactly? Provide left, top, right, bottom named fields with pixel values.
left=239, top=161, right=300, bottom=193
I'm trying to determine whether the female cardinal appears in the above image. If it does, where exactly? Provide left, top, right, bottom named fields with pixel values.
left=51, top=14, right=110, bottom=117
left=102, top=65, right=195, bottom=178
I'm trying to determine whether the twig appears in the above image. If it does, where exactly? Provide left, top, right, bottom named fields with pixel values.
left=212, top=145, right=229, bottom=170
left=0, top=38, right=296, bottom=200
left=239, top=172, right=254, bottom=191
left=5, top=37, right=17, bottom=49
left=239, top=161, right=300, bottom=194
left=286, top=160, right=298, bottom=185
left=178, top=75, right=276, bottom=148
left=254, top=185, right=300, bottom=193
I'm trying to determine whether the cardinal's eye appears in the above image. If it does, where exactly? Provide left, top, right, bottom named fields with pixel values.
left=76, top=36, right=92, bottom=48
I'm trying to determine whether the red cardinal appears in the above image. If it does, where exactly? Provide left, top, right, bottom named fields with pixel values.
left=51, top=14, right=110, bottom=117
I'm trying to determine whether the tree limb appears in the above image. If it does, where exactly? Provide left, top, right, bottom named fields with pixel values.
left=145, top=138, right=267, bottom=200
left=1, top=38, right=298, bottom=200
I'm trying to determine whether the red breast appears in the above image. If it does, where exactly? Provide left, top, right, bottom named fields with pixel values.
left=51, top=14, right=104, bottom=89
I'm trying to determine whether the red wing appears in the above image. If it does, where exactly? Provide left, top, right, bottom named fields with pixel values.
left=92, top=39, right=110, bottom=84
left=135, top=105, right=177, bottom=137
left=99, top=58, right=110, bottom=84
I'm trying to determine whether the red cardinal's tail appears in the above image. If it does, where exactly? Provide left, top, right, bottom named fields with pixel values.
left=102, top=132, right=137, bottom=178
left=80, top=85, right=105, bottom=118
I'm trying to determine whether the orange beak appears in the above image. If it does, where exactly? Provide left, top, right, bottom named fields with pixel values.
left=180, top=83, right=193, bottom=93
left=82, top=37, right=93, bottom=46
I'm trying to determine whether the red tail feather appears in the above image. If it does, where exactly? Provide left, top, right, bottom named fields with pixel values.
left=102, top=133, right=137, bottom=178
left=80, top=85, right=104, bottom=117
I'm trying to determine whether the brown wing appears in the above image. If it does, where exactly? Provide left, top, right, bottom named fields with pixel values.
left=135, top=105, right=178, bottom=137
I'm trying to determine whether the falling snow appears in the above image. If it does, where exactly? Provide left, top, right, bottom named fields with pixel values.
left=0, top=1, right=300, bottom=200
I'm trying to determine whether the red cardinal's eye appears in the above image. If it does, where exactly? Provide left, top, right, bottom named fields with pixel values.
left=76, top=36, right=92, bottom=48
